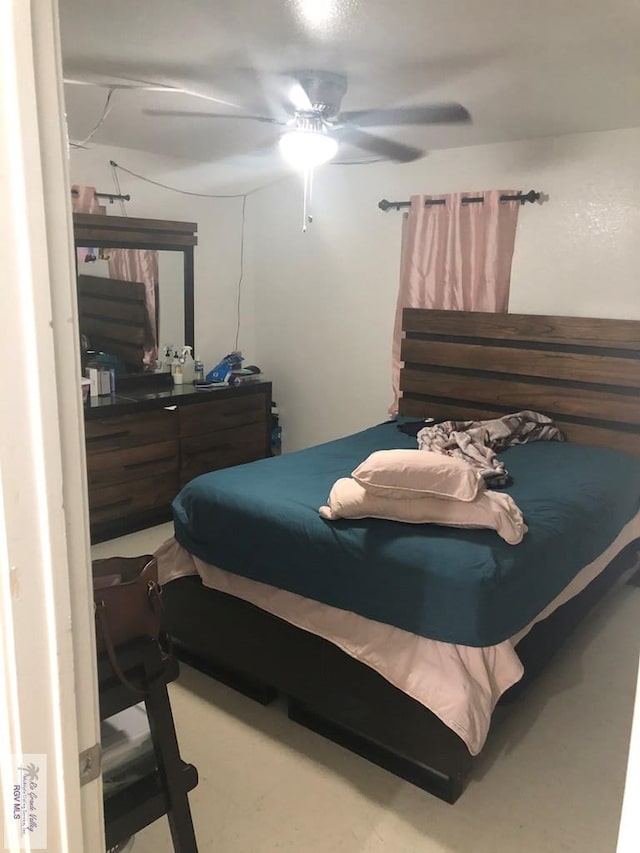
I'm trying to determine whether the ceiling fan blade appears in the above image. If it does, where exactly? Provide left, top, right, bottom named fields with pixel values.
left=338, top=128, right=423, bottom=163
left=256, top=73, right=312, bottom=114
left=142, top=108, right=286, bottom=125
left=283, top=80, right=313, bottom=113
left=340, top=103, right=471, bottom=127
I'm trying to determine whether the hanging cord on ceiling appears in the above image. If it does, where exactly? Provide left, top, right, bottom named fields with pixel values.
left=302, top=168, right=312, bottom=232
left=110, top=160, right=287, bottom=200
left=70, top=87, right=117, bottom=149
left=110, top=161, right=128, bottom=215
left=235, top=195, right=247, bottom=351
left=108, top=161, right=282, bottom=353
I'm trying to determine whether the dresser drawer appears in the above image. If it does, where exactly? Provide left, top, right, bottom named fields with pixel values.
left=86, top=440, right=179, bottom=487
left=88, top=472, right=179, bottom=525
left=179, top=392, right=266, bottom=437
left=180, top=422, right=267, bottom=484
left=85, top=408, right=178, bottom=454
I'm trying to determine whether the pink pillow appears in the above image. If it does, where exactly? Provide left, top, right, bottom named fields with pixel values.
left=319, top=478, right=526, bottom=545
left=352, top=449, right=484, bottom=501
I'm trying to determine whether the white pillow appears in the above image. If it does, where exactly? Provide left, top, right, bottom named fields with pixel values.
left=319, top=478, right=526, bottom=545
left=352, top=449, right=484, bottom=501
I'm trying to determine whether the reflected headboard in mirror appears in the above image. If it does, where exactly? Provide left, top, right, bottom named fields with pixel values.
left=73, top=213, right=197, bottom=375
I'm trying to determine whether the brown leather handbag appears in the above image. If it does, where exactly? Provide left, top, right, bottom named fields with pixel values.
left=93, top=555, right=165, bottom=695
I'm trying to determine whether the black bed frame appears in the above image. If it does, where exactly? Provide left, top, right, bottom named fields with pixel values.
left=164, top=540, right=639, bottom=803
left=163, top=309, right=640, bottom=802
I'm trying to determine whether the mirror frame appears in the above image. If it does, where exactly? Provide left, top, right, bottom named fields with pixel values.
left=73, top=212, right=197, bottom=353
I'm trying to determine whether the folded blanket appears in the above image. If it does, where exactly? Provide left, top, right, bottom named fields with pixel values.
left=417, top=410, right=564, bottom=487
left=319, top=478, right=527, bottom=544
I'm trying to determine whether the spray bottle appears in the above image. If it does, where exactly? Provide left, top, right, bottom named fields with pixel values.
left=181, top=346, right=196, bottom=384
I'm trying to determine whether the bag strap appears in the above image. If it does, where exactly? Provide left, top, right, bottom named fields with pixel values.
left=95, top=601, right=148, bottom=697
left=95, top=582, right=171, bottom=697
left=149, top=581, right=175, bottom=662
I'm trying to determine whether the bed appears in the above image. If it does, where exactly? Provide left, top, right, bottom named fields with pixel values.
left=159, top=309, right=640, bottom=802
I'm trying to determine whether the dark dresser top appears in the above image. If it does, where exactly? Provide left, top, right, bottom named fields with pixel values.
left=84, top=379, right=271, bottom=420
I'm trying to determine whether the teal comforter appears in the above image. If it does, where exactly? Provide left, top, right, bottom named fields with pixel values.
left=172, top=422, right=640, bottom=646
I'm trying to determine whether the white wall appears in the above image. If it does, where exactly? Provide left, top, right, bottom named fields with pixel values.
left=248, top=127, right=640, bottom=451
left=70, top=129, right=640, bottom=450
left=69, top=143, right=258, bottom=371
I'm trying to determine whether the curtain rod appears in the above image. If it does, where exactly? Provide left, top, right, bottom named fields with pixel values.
left=378, top=190, right=541, bottom=212
left=70, top=189, right=131, bottom=203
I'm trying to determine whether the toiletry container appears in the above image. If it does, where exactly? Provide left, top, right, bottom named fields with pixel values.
left=173, top=353, right=184, bottom=385
left=170, top=350, right=180, bottom=383
left=181, top=346, right=196, bottom=384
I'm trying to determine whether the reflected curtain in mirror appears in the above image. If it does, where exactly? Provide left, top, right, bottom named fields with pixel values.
left=107, top=249, right=159, bottom=367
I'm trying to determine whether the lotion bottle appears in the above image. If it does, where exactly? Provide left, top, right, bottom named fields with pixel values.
left=171, top=350, right=182, bottom=384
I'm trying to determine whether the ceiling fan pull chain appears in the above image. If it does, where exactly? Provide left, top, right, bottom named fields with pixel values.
left=302, top=169, right=307, bottom=232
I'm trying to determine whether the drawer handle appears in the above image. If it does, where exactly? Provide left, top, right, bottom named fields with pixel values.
left=221, top=405, right=259, bottom=416
left=188, top=442, right=231, bottom=454
left=124, top=455, right=175, bottom=471
left=87, top=430, right=130, bottom=443
left=95, top=497, right=131, bottom=512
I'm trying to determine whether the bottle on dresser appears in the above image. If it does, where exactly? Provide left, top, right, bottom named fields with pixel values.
left=180, top=346, right=196, bottom=384
left=171, top=350, right=183, bottom=385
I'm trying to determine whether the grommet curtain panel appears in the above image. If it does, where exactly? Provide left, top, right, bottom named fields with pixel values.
left=390, top=190, right=520, bottom=413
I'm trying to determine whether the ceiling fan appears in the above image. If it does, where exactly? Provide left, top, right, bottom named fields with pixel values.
left=141, top=70, right=471, bottom=168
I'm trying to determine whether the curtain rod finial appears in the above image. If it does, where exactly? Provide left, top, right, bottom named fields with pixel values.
left=378, top=199, right=391, bottom=211
left=521, top=190, right=540, bottom=204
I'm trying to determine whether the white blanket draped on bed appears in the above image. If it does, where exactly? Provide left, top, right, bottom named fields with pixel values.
left=156, top=510, right=640, bottom=756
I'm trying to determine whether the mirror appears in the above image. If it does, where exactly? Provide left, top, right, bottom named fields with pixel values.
left=157, top=251, right=186, bottom=353
left=73, top=213, right=196, bottom=378
left=77, top=249, right=185, bottom=373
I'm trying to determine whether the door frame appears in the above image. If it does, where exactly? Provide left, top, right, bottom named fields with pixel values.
left=0, top=1, right=104, bottom=850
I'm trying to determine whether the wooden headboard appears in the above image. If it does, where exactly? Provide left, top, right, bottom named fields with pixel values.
left=399, top=309, right=640, bottom=455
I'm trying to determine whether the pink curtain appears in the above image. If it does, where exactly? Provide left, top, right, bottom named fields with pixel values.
left=108, top=250, right=159, bottom=369
left=390, top=190, right=520, bottom=412
left=72, top=184, right=103, bottom=214
left=73, top=185, right=104, bottom=263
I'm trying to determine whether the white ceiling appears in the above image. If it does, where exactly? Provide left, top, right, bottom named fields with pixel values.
left=60, top=0, right=640, bottom=167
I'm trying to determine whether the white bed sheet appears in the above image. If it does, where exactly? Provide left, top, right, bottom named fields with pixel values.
left=156, top=509, right=640, bottom=755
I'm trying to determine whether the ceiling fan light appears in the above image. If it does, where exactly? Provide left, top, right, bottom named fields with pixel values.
left=279, top=130, right=338, bottom=170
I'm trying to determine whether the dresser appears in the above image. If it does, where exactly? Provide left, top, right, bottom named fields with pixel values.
left=85, top=381, right=272, bottom=542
